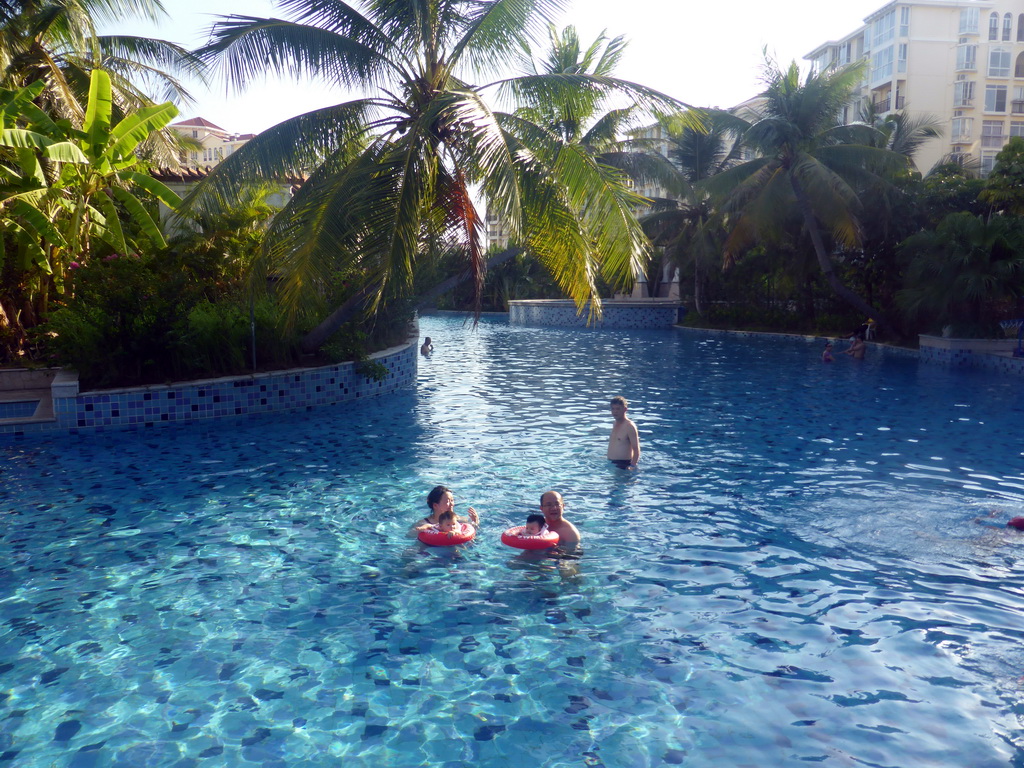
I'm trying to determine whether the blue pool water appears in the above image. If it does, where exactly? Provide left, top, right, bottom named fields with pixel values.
left=2, top=314, right=1024, bottom=767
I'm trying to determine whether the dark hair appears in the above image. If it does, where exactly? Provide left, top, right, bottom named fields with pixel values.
left=610, top=395, right=628, bottom=407
left=438, top=510, right=455, bottom=524
left=427, top=485, right=450, bottom=510
left=526, top=513, right=545, bottom=526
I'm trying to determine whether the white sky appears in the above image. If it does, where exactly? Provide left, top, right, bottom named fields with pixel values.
left=104, top=0, right=887, bottom=134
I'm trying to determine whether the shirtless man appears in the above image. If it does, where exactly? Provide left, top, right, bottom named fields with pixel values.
left=540, top=490, right=580, bottom=547
left=607, top=395, right=640, bottom=469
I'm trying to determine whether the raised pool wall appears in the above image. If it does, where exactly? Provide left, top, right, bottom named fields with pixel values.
left=508, top=299, right=682, bottom=328
left=0, top=341, right=417, bottom=437
left=918, top=334, right=1024, bottom=374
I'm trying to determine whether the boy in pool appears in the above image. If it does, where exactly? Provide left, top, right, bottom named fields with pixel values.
left=434, top=510, right=458, bottom=537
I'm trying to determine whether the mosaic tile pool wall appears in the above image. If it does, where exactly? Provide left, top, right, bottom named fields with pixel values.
left=1, top=342, right=416, bottom=437
left=509, top=299, right=681, bottom=329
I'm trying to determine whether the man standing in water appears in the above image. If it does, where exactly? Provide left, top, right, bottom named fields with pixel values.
left=540, top=491, right=580, bottom=548
left=607, top=395, right=640, bottom=469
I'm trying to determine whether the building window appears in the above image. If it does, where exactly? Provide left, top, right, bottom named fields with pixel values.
left=1019, top=14, right=1024, bottom=42
left=960, top=7, right=979, bottom=34
left=954, top=81, right=975, bottom=107
left=1004, top=13, right=1013, bottom=42
left=951, top=117, right=973, bottom=142
left=190, top=151, right=198, bottom=162
left=989, top=12, right=999, bottom=41
left=1016, top=52, right=1024, bottom=78
left=981, top=152, right=998, bottom=175
left=985, top=85, right=1008, bottom=113
left=1011, top=122, right=1024, bottom=138
left=873, top=9, right=895, bottom=47
left=898, top=43, right=908, bottom=74
left=1013, top=86, right=1024, bottom=114
left=838, top=41, right=852, bottom=66
left=872, top=46, right=894, bottom=82
left=989, top=47, right=1011, bottom=77
left=982, top=120, right=1005, bottom=148
left=900, top=6, right=910, bottom=36
left=956, top=44, right=977, bottom=72
left=191, top=130, right=198, bottom=138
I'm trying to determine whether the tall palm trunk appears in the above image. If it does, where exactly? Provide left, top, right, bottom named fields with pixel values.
left=790, top=174, right=883, bottom=326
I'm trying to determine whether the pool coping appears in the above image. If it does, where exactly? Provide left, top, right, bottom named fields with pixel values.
left=0, top=337, right=418, bottom=438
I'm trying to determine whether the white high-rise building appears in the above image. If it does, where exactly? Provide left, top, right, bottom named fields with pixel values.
left=806, top=0, right=1024, bottom=175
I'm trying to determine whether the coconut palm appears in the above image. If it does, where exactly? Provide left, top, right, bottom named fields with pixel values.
left=191, top=0, right=680, bottom=352
left=639, top=110, right=744, bottom=313
left=855, top=99, right=942, bottom=167
left=711, top=59, right=908, bottom=323
left=0, top=0, right=205, bottom=164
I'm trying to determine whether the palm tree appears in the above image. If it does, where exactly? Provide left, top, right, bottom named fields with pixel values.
left=855, top=99, right=942, bottom=169
left=0, top=0, right=205, bottom=163
left=191, top=0, right=680, bottom=353
left=639, top=110, right=744, bottom=313
left=711, top=59, right=908, bottom=324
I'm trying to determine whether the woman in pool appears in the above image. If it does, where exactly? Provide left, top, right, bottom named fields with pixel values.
left=408, top=485, right=479, bottom=538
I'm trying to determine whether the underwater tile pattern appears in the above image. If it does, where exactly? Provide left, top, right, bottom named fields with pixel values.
left=0, top=343, right=416, bottom=437
left=509, top=300, right=681, bottom=328
left=2, top=316, right=1024, bottom=766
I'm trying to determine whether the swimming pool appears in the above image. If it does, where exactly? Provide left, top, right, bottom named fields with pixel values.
left=2, top=314, right=1023, bottom=767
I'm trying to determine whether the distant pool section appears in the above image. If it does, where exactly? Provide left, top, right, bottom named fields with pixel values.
left=0, top=341, right=416, bottom=437
left=509, top=298, right=682, bottom=328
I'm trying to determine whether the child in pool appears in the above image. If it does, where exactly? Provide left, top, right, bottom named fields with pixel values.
left=523, top=513, right=548, bottom=536
left=434, top=510, right=458, bottom=537
left=822, top=342, right=833, bottom=363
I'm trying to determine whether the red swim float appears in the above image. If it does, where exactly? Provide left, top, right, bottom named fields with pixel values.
left=501, top=525, right=559, bottom=550
left=418, top=522, right=476, bottom=546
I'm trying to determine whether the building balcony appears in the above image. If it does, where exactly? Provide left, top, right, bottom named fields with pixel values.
left=871, top=95, right=905, bottom=113
left=951, top=134, right=973, bottom=144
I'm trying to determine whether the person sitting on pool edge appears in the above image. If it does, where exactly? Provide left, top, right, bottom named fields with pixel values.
left=607, top=395, right=640, bottom=469
left=540, top=491, right=580, bottom=548
left=408, top=485, right=478, bottom=538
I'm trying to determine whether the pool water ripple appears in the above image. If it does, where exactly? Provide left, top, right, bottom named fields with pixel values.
left=2, top=315, right=1024, bottom=766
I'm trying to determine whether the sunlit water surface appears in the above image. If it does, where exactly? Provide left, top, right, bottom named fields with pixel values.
left=2, top=314, right=1024, bottom=767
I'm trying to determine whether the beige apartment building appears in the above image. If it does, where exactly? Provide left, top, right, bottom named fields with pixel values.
left=806, top=0, right=1024, bottom=175
left=169, top=117, right=255, bottom=169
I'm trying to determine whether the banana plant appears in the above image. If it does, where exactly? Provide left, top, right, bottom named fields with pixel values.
left=0, top=69, right=182, bottom=351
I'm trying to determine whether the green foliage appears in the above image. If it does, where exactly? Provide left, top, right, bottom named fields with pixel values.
left=979, top=137, right=1024, bottom=214
left=0, top=71, right=183, bottom=359
left=897, top=212, right=1024, bottom=337
left=191, top=1, right=685, bottom=352
left=42, top=253, right=187, bottom=387
left=39, top=250, right=313, bottom=388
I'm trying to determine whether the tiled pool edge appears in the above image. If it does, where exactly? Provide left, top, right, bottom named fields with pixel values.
left=675, top=326, right=917, bottom=359
left=677, top=326, right=1024, bottom=373
left=0, top=341, right=417, bottom=438
left=509, top=299, right=682, bottom=329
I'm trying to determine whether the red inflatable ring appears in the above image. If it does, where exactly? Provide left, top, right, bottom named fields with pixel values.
left=501, top=525, right=559, bottom=550
left=418, top=522, right=476, bottom=547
